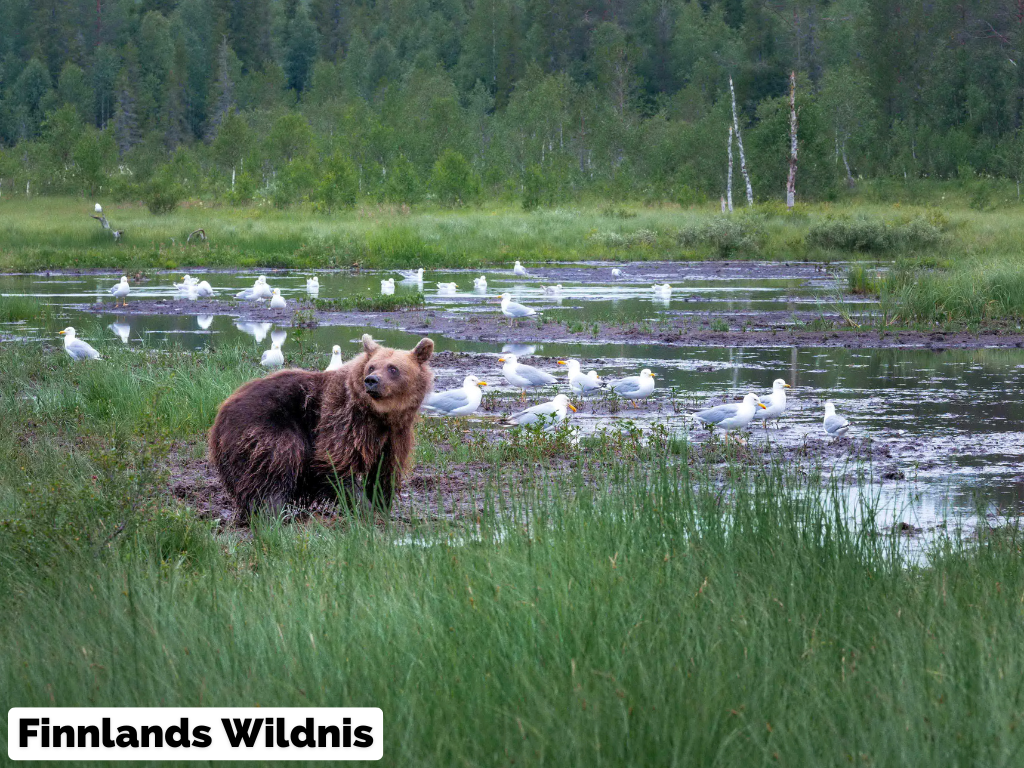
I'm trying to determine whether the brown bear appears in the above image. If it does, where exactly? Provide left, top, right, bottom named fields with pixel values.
left=208, top=333, right=434, bottom=522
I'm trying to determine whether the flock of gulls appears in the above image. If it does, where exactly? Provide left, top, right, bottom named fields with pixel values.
left=66, top=260, right=853, bottom=440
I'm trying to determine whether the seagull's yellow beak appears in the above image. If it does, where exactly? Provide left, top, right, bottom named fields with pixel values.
left=758, top=403, right=767, bottom=409
left=784, top=384, right=792, bottom=388
left=498, top=357, right=506, bottom=363
left=557, top=360, right=567, bottom=365
left=478, top=381, right=487, bottom=386
left=568, top=403, right=577, bottom=412
left=58, top=330, right=66, bottom=335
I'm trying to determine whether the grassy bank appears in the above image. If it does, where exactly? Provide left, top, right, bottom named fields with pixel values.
left=0, top=195, right=956, bottom=273
left=2, top=342, right=1024, bottom=765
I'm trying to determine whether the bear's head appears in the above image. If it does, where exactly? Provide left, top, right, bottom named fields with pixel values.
left=357, top=334, right=434, bottom=414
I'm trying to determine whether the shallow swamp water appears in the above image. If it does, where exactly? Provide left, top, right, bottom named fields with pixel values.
left=2, top=262, right=1022, bottom=544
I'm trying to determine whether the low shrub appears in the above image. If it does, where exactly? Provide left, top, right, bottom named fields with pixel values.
left=676, top=216, right=763, bottom=257
left=808, top=215, right=944, bottom=253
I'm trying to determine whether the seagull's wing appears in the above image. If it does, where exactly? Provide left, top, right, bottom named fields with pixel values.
left=68, top=339, right=100, bottom=360
left=509, top=401, right=558, bottom=425
left=611, top=376, right=643, bottom=395
left=517, top=364, right=557, bottom=386
left=235, top=288, right=254, bottom=299
left=422, top=389, right=472, bottom=413
left=824, top=414, right=849, bottom=434
left=506, top=302, right=536, bottom=317
left=694, top=404, right=740, bottom=424
left=260, top=350, right=272, bottom=364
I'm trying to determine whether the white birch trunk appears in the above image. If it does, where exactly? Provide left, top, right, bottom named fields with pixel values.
left=231, top=167, right=236, bottom=190
left=729, top=77, right=754, bottom=206
left=26, top=181, right=30, bottom=197
left=726, top=126, right=734, bottom=213
left=721, top=195, right=726, bottom=213
left=786, top=71, right=798, bottom=210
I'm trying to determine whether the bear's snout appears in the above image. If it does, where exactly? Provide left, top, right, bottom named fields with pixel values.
left=364, top=373, right=381, bottom=396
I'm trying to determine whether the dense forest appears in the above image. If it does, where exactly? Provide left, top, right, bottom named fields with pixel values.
left=1, top=0, right=1023, bottom=207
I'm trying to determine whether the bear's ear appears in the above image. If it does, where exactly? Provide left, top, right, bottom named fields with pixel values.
left=361, top=334, right=380, bottom=355
left=412, top=337, right=434, bottom=364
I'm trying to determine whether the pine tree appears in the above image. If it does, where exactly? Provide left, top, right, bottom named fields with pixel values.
left=205, top=36, right=235, bottom=140
left=112, top=71, right=140, bottom=155
left=285, top=1, right=319, bottom=93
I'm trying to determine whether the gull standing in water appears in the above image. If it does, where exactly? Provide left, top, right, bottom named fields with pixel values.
left=610, top=368, right=656, bottom=404
left=499, top=293, right=537, bottom=325
left=474, top=276, right=488, bottom=291
left=543, top=284, right=563, bottom=296
left=752, top=379, right=792, bottom=429
left=437, top=282, right=458, bottom=296
left=499, top=353, right=557, bottom=398
left=421, top=375, right=488, bottom=416
left=306, top=276, right=320, bottom=293
left=502, top=394, right=576, bottom=431
left=109, top=276, right=130, bottom=307
left=559, top=360, right=605, bottom=395
left=270, top=288, right=287, bottom=309
left=236, top=276, right=271, bottom=301
left=823, top=401, right=850, bottom=439
left=397, top=268, right=424, bottom=283
left=513, top=260, right=528, bottom=277
left=59, top=327, right=101, bottom=360
left=652, top=283, right=673, bottom=297
left=194, top=280, right=214, bottom=298
left=261, top=341, right=284, bottom=369
left=325, top=345, right=344, bottom=372
left=693, top=393, right=767, bottom=434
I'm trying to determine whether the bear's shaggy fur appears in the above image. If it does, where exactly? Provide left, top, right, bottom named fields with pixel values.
left=208, top=334, right=434, bottom=522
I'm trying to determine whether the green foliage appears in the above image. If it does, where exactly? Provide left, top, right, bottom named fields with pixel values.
left=430, top=149, right=479, bottom=206
left=677, top=216, right=763, bottom=257
left=807, top=216, right=944, bottom=253
left=382, top=154, right=423, bottom=205
left=314, top=292, right=425, bottom=312
left=143, top=166, right=185, bottom=214
left=522, top=164, right=545, bottom=211
left=847, top=265, right=882, bottom=296
left=313, top=153, right=358, bottom=212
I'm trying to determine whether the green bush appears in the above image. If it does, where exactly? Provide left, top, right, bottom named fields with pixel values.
left=430, top=149, right=480, bottom=206
left=522, top=165, right=545, bottom=211
left=313, top=153, right=358, bottom=212
left=807, top=215, right=944, bottom=253
left=143, top=167, right=185, bottom=214
left=382, top=154, right=423, bottom=205
left=677, top=216, right=763, bottom=257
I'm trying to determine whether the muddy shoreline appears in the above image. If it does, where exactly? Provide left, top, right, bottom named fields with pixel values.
left=78, top=297, right=1024, bottom=350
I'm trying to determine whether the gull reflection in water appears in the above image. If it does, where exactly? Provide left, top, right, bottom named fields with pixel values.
left=271, top=329, right=288, bottom=347
left=197, top=315, right=214, bottom=330
left=235, top=321, right=273, bottom=343
left=502, top=344, right=537, bottom=356
left=109, top=322, right=130, bottom=343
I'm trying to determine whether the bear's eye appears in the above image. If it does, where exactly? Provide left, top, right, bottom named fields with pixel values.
left=367, top=365, right=375, bottom=373
left=388, top=365, right=399, bottom=376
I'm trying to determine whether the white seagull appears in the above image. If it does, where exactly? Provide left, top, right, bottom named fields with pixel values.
left=235, top=276, right=271, bottom=301
left=610, top=369, right=656, bottom=403
left=652, top=283, right=673, bottom=297
left=270, top=288, right=287, bottom=309
left=559, top=360, right=605, bottom=395
left=109, top=276, right=130, bottom=307
left=260, top=341, right=284, bottom=369
left=381, top=278, right=395, bottom=295
left=94, top=203, right=103, bottom=214
left=502, top=394, right=576, bottom=431
left=500, top=293, right=537, bottom=325
left=421, top=375, right=488, bottom=416
left=325, top=345, right=344, bottom=372
left=543, top=284, right=563, bottom=296
left=693, top=393, right=767, bottom=433
left=194, top=280, right=214, bottom=298
left=752, top=379, right=792, bottom=429
left=176, top=274, right=199, bottom=292
left=306, top=276, right=320, bottom=293
left=611, top=268, right=622, bottom=277
left=823, top=401, right=850, bottom=438
left=513, top=260, right=528, bottom=277
left=437, top=282, right=458, bottom=295
left=498, top=353, right=557, bottom=397
left=474, top=275, right=488, bottom=291
left=397, top=268, right=424, bottom=282
left=59, top=327, right=101, bottom=360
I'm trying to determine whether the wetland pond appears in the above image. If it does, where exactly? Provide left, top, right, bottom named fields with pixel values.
left=3, top=262, right=1022, bottom=545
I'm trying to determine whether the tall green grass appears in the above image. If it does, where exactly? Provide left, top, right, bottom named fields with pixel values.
left=2, top=342, right=1024, bottom=764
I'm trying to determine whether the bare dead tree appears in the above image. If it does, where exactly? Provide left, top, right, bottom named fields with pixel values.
left=787, top=71, right=799, bottom=210
left=729, top=77, right=754, bottom=206
left=726, top=126, right=734, bottom=213
left=187, top=228, right=208, bottom=244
